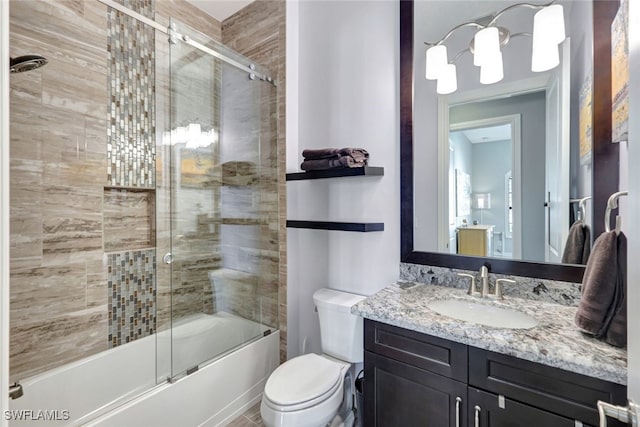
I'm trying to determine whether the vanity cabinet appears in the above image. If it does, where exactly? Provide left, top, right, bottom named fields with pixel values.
left=457, top=226, right=494, bottom=257
left=363, top=320, right=626, bottom=427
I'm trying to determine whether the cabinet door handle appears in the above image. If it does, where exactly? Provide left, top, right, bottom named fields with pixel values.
left=455, top=397, right=462, bottom=427
left=474, top=405, right=481, bottom=427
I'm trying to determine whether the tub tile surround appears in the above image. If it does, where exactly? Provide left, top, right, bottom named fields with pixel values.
left=400, top=262, right=583, bottom=306
left=353, top=281, right=627, bottom=385
left=9, top=0, right=110, bottom=382
left=9, top=0, right=285, bottom=383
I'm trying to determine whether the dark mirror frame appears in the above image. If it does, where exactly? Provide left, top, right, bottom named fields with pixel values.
left=400, top=0, right=620, bottom=283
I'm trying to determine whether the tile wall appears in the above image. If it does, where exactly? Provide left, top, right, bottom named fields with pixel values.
left=9, top=0, right=110, bottom=381
left=9, top=0, right=284, bottom=382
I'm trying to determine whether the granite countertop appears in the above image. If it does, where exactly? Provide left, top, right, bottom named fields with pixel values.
left=352, top=281, right=627, bottom=385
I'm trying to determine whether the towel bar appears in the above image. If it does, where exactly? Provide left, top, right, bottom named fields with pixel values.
left=604, top=191, right=628, bottom=234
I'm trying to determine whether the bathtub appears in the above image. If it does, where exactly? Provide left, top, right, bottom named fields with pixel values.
left=9, top=313, right=279, bottom=427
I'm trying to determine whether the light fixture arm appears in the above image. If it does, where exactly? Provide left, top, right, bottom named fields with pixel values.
left=449, top=48, right=471, bottom=64
left=424, top=22, right=485, bottom=47
left=510, top=32, right=532, bottom=38
left=487, top=0, right=556, bottom=27
left=424, top=0, right=564, bottom=95
left=424, top=0, right=555, bottom=47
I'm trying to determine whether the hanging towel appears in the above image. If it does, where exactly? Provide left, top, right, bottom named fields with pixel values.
left=574, top=231, right=618, bottom=337
left=605, top=232, right=627, bottom=347
left=561, top=220, right=591, bottom=265
left=302, top=148, right=369, bottom=162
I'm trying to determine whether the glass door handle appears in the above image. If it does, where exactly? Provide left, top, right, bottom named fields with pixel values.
left=162, top=253, right=174, bottom=264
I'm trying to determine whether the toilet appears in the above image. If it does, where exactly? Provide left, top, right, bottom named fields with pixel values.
left=260, top=288, right=366, bottom=427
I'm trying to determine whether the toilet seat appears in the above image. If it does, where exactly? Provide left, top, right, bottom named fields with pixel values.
left=263, top=353, right=345, bottom=412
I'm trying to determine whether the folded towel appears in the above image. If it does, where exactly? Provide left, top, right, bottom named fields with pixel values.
left=561, top=220, right=591, bottom=265
left=575, top=231, right=618, bottom=337
left=300, top=156, right=367, bottom=171
left=302, top=148, right=369, bottom=162
left=606, top=232, right=627, bottom=347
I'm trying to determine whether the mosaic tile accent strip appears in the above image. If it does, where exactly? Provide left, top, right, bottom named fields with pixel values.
left=108, top=249, right=157, bottom=347
left=107, top=0, right=156, bottom=188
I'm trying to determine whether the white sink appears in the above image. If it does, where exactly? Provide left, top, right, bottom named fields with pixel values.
left=428, top=299, right=538, bottom=329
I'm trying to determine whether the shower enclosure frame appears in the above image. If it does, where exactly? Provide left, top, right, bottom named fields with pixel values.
left=97, top=0, right=276, bottom=85
left=98, top=0, right=279, bottom=386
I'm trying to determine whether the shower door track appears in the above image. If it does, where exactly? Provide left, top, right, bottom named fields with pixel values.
left=96, top=0, right=277, bottom=86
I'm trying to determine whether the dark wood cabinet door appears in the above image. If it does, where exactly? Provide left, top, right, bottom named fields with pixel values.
left=364, top=351, right=467, bottom=427
left=468, top=387, right=583, bottom=427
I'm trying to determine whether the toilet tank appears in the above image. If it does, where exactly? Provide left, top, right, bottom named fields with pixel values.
left=313, top=288, right=367, bottom=363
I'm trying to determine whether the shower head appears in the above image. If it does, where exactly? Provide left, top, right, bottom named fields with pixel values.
left=10, top=55, right=48, bottom=74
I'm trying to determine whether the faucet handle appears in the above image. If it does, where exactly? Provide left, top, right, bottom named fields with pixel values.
left=494, top=279, right=516, bottom=300
left=458, top=273, right=478, bottom=296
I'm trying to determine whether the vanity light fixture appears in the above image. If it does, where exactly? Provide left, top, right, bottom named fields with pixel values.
left=424, top=1, right=566, bottom=94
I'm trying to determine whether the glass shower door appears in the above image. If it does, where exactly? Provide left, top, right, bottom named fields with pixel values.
left=161, top=18, right=278, bottom=379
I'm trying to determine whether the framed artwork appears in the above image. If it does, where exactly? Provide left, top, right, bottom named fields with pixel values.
left=612, top=0, right=629, bottom=143
left=455, top=169, right=471, bottom=217
left=579, top=71, right=593, bottom=164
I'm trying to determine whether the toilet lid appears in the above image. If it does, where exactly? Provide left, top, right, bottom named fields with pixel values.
left=264, top=353, right=343, bottom=407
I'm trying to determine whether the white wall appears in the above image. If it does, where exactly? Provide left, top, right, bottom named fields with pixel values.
left=286, top=0, right=400, bottom=358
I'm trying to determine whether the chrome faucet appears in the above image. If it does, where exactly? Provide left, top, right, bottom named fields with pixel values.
left=459, top=266, right=517, bottom=300
left=493, top=278, right=516, bottom=300
left=480, top=265, right=490, bottom=297
left=458, top=273, right=479, bottom=296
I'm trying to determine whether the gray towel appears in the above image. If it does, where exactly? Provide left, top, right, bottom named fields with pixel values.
left=575, top=231, right=618, bottom=337
left=300, top=156, right=367, bottom=171
left=302, top=147, right=369, bottom=162
left=561, top=220, right=591, bottom=265
left=605, top=232, right=627, bottom=347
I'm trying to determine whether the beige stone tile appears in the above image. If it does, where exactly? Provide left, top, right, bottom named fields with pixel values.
left=10, top=263, right=87, bottom=325
left=87, top=258, right=108, bottom=308
left=82, top=0, right=108, bottom=32
left=39, top=186, right=103, bottom=266
left=10, top=0, right=107, bottom=62
left=8, top=60, right=43, bottom=104
left=104, top=189, right=155, bottom=251
left=156, top=0, right=222, bottom=42
left=10, top=214, right=43, bottom=269
left=10, top=306, right=108, bottom=381
left=42, top=215, right=103, bottom=265
left=41, top=57, right=107, bottom=119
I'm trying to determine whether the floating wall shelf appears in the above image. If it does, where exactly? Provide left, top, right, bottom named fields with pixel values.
left=286, top=166, right=384, bottom=181
left=286, top=220, right=384, bottom=232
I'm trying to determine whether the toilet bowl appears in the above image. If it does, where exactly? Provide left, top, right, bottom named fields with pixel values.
left=260, top=288, right=366, bottom=427
left=260, top=353, right=350, bottom=427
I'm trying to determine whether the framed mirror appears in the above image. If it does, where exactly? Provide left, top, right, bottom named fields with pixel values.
left=400, top=0, right=620, bottom=282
